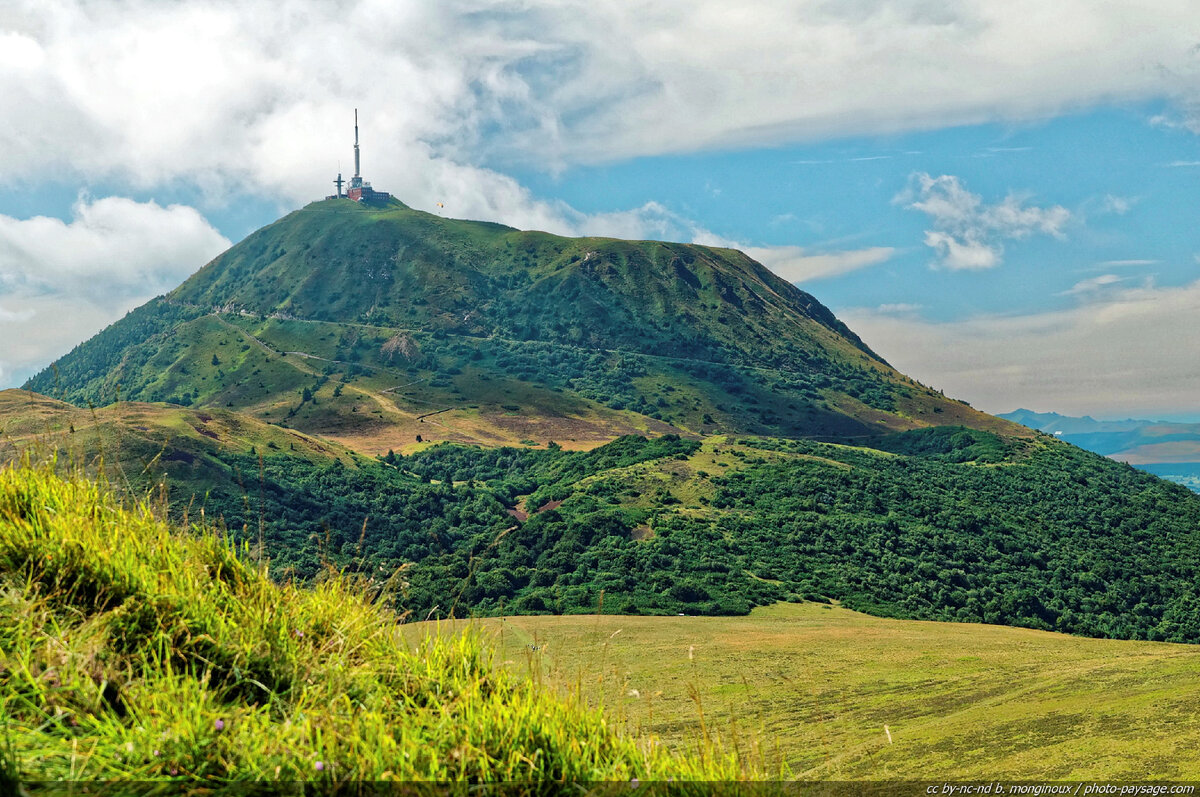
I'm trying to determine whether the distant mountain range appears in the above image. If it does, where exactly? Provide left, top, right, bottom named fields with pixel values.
left=999, top=408, right=1200, bottom=491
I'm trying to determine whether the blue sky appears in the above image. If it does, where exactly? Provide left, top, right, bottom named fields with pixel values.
left=4, top=1, right=1200, bottom=420
left=510, top=105, right=1200, bottom=318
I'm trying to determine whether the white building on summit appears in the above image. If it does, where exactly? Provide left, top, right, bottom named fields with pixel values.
left=328, top=110, right=391, bottom=203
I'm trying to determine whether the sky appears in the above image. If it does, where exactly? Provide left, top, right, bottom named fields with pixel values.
left=3, top=0, right=1200, bottom=420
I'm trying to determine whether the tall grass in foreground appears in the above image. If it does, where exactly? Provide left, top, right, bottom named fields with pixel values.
left=0, top=460, right=745, bottom=784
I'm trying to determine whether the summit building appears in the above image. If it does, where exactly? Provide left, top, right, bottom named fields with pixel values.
left=329, top=110, right=390, bottom=203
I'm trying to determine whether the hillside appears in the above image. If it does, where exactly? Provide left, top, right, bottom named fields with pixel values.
left=418, top=604, right=1200, bottom=779
left=9, top=390, right=1200, bottom=641
left=0, top=388, right=363, bottom=518
left=0, top=462, right=743, bottom=783
left=25, top=198, right=1020, bottom=451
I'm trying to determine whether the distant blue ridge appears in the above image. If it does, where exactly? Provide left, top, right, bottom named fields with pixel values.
left=999, top=410, right=1200, bottom=494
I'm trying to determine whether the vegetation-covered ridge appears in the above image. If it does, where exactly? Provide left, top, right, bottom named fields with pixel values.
left=6, top=388, right=1200, bottom=642
left=380, top=428, right=1200, bottom=642
left=0, top=461, right=748, bottom=784
left=24, top=198, right=1018, bottom=446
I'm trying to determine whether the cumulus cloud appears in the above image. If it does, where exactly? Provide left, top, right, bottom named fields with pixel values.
left=746, top=245, right=895, bottom=283
left=0, top=196, right=230, bottom=303
left=840, top=279, right=1200, bottom=417
left=0, top=195, right=230, bottom=389
left=5, top=1, right=1200, bottom=221
left=898, top=173, right=1070, bottom=270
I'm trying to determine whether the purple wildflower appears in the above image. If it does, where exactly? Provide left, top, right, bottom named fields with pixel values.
left=214, top=719, right=225, bottom=731
left=315, top=761, right=324, bottom=771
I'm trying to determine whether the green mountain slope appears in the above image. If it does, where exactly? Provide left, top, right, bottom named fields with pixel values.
left=25, top=198, right=1018, bottom=449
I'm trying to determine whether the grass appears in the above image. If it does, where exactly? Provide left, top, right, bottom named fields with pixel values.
left=0, top=389, right=364, bottom=527
left=0, top=460, right=750, bottom=785
left=412, top=603, right=1200, bottom=781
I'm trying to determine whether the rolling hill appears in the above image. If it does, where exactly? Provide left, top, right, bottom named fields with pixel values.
left=9, top=198, right=1200, bottom=642
left=8, top=385, right=1200, bottom=642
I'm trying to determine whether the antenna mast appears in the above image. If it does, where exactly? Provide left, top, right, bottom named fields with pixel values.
left=335, top=109, right=389, bottom=203
left=353, top=108, right=361, bottom=179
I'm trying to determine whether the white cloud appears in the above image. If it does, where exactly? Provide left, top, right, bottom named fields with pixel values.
left=876, top=302, right=923, bottom=314
left=0, top=196, right=230, bottom=388
left=899, top=173, right=1070, bottom=270
left=841, top=278, right=1200, bottom=417
left=0, top=304, right=34, bottom=322
left=1062, top=273, right=1124, bottom=295
left=1095, top=259, right=1157, bottom=267
left=747, top=245, right=895, bottom=283
left=921, top=230, right=999, bottom=271
left=1150, top=113, right=1200, bottom=135
left=0, top=196, right=230, bottom=303
left=5, top=1, right=1200, bottom=222
left=0, top=294, right=132, bottom=392
left=567, top=201, right=726, bottom=244
left=1099, top=194, right=1134, bottom=215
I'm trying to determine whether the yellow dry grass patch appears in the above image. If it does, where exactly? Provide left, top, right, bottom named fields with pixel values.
left=410, top=603, right=1200, bottom=781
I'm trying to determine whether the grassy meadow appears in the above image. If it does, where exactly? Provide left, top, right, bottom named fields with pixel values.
left=408, top=603, right=1200, bottom=780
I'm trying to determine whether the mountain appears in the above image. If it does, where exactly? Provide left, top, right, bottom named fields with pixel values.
left=998, top=408, right=1155, bottom=437
left=11, top=198, right=1200, bottom=641
left=25, top=198, right=1019, bottom=452
left=1000, top=408, right=1200, bottom=492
